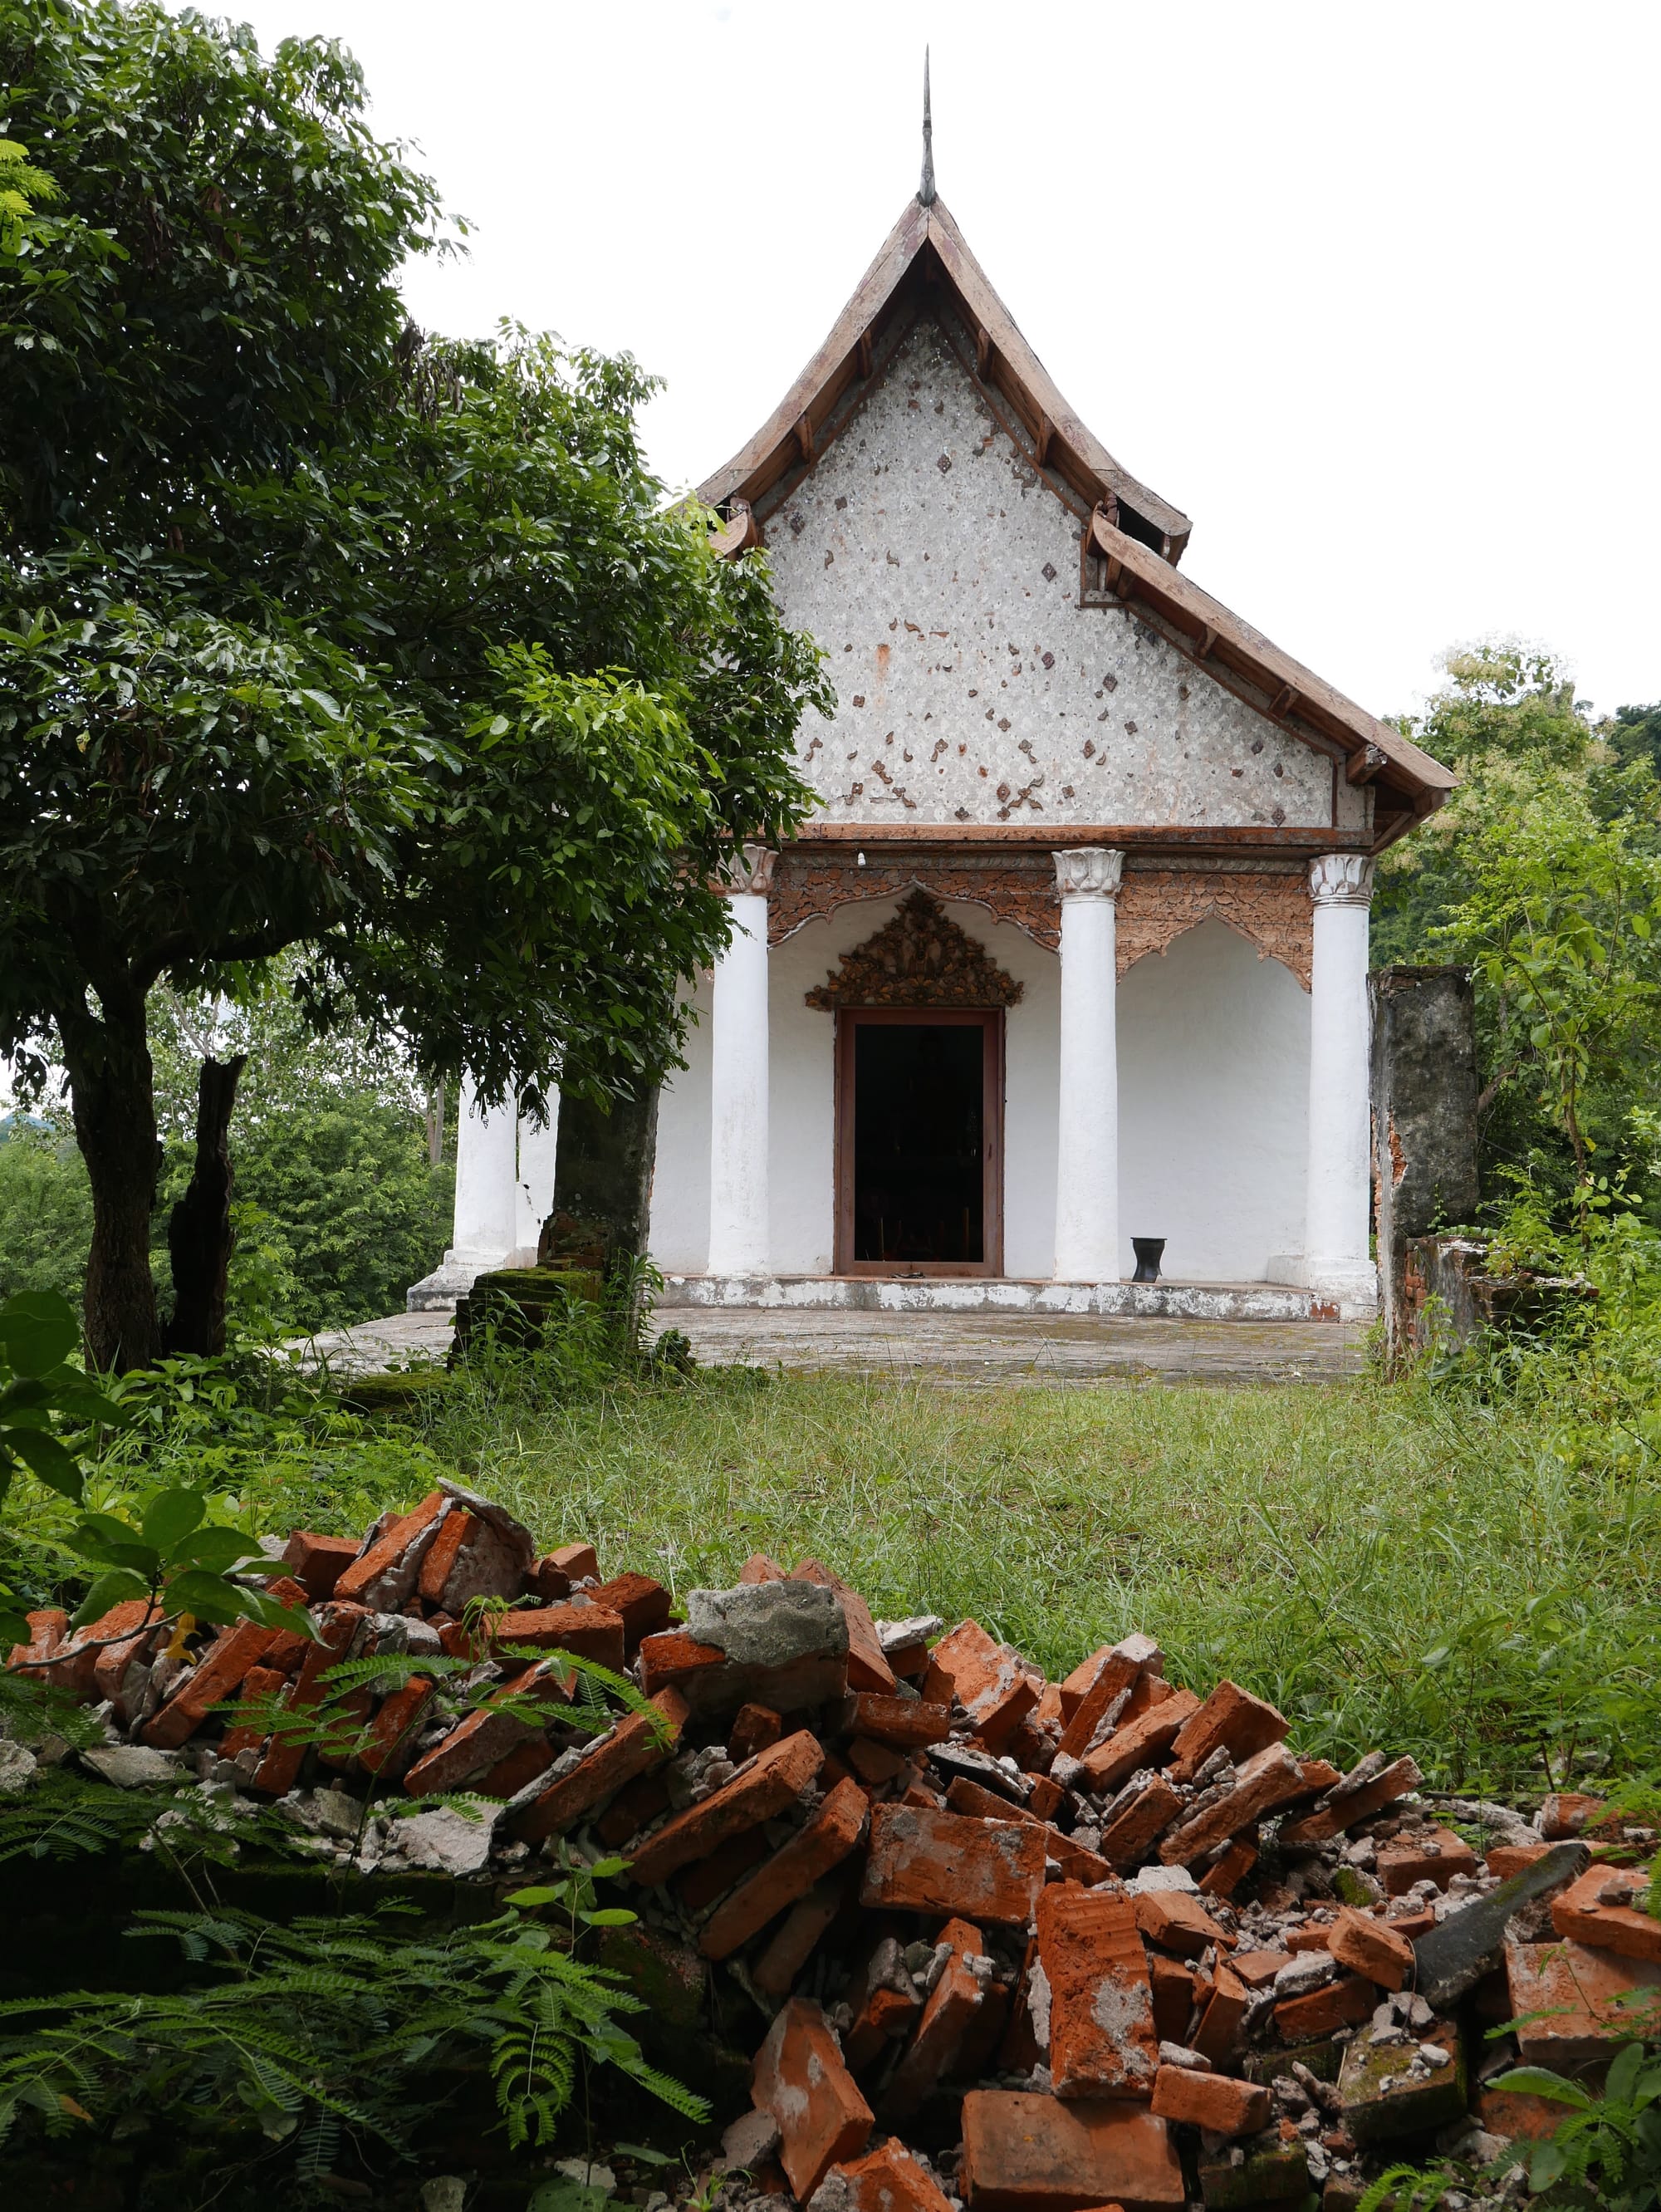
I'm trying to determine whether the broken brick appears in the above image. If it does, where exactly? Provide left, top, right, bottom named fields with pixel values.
left=849, top=1737, right=908, bottom=1787
left=730, top=1702, right=782, bottom=1763
left=884, top=1914, right=987, bottom=2116
left=249, top=1600, right=368, bottom=1796
left=400, top=1658, right=571, bottom=1797
left=1159, top=1743, right=1308, bottom=1866
left=752, top=1996, right=875, bottom=2200
left=1198, top=1837, right=1257, bottom=1899
left=1507, top=1937, right=1661, bottom=2068
left=1131, top=1889, right=1235, bottom=1961
left=628, top=1727, right=826, bottom=1886
left=829, top=2136, right=956, bottom=2212
left=590, top=1571, right=672, bottom=1651
left=1167, top=1680, right=1289, bottom=1781
left=1080, top=1687, right=1201, bottom=1794
left=1026, top=1774, right=1065, bottom=1820
left=220, top=1664, right=289, bottom=1758
left=550, top=1540, right=599, bottom=1581
left=1279, top=1755, right=1423, bottom=1846
left=861, top=1803, right=1046, bottom=1925
left=1551, top=1864, right=1661, bottom=1965
left=1190, top=1963, right=1248, bottom=2065
left=280, top=1530, right=359, bottom=1600
left=1327, top=1905, right=1414, bottom=1990
left=701, top=1776, right=869, bottom=1959
left=959, top=2087, right=1183, bottom=2212
left=1338, top=2023, right=1467, bottom=2147
left=840, top=1693, right=953, bottom=1749
left=1100, top=1775, right=1183, bottom=1871
left=416, top=1510, right=474, bottom=1606
left=794, top=1557, right=896, bottom=1695
left=740, top=1552, right=786, bottom=1583
left=478, top=1734, right=558, bottom=1798
left=356, top=1676, right=435, bottom=1777
left=143, top=1617, right=278, bottom=1750
left=754, top=1876, right=845, bottom=1997
left=1487, top=1842, right=1553, bottom=1878
left=638, top=1627, right=847, bottom=1719
left=947, top=1775, right=1038, bottom=1826
left=1037, top=1881, right=1159, bottom=2100
left=527, top=1551, right=572, bottom=1601
left=679, top=1825, right=772, bottom=1913
left=845, top=1979, right=923, bottom=2072
left=504, top=1687, right=688, bottom=1844
left=90, top=1602, right=164, bottom=1704
left=1056, top=1640, right=1151, bottom=1761
left=492, top=1602, right=625, bottom=1670
left=1151, top=2063, right=1270, bottom=2136
left=7, top=1606, right=68, bottom=1672
left=335, top=1490, right=447, bottom=1610
left=924, top=1621, right=1040, bottom=1751
left=1376, top=1825, right=1479, bottom=1896
left=1046, top=1830, right=1115, bottom=1886
left=1149, top=1953, right=1198, bottom=2044
left=597, top=1767, right=669, bottom=1846
left=1228, top=1950, right=1293, bottom=1991
left=1541, top=1789, right=1607, bottom=1840
left=1274, top=1973, right=1373, bottom=2043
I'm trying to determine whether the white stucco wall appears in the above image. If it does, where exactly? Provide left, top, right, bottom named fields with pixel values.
left=649, top=905, right=1309, bottom=1284
left=1118, top=920, right=1310, bottom=1283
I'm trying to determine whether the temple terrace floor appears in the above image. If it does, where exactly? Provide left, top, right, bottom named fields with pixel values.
left=297, top=1306, right=1368, bottom=1388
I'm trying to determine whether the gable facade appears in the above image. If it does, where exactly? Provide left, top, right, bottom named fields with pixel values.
left=417, top=183, right=1455, bottom=1322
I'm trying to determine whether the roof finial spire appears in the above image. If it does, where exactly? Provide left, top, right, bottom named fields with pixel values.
left=919, top=47, right=936, bottom=205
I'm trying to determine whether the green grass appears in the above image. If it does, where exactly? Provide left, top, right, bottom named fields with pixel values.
left=416, top=1364, right=1661, bottom=1801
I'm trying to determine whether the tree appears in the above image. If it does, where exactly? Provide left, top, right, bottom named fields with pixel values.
left=1374, top=643, right=1661, bottom=1223
left=0, top=3, right=826, bottom=1370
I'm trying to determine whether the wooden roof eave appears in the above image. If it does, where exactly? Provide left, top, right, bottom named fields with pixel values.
left=697, top=194, right=1193, bottom=563
left=1085, top=509, right=1455, bottom=841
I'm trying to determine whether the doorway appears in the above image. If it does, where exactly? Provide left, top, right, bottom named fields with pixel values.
left=835, top=1009, right=1003, bottom=1275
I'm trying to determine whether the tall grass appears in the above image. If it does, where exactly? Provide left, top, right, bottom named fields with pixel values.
left=422, top=1363, right=1661, bottom=1801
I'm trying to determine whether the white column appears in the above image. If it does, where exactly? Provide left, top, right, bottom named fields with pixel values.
left=453, top=1074, right=519, bottom=1262
left=1053, top=848, right=1124, bottom=1281
left=409, top=1072, right=520, bottom=1307
left=1303, top=853, right=1377, bottom=1304
left=708, top=845, right=775, bottom=1278
left=512, top=1093, right=561, bottom=1265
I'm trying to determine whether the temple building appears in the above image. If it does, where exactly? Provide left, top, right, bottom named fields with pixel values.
left=412, top=145, right=1453, bottom=1323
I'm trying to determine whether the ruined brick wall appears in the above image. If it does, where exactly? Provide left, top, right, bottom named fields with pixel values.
left=757, top=314, right=1370, bottom=840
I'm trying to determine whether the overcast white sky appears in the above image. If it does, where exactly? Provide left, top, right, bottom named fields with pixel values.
left=228, top=0, right=1659, bottom=725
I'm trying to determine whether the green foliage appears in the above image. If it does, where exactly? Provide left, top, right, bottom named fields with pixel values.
left=0, top=134, right=58, bottom=257
left=0, top=1118, right=90, bottom=1303
left=0, top=1892, right=707, bottom=2172
left=0, top=0, right=827, bottom=1371
left=1489, top=2043, right=1661, bottom=2208
left=57, top=1480, right=311, bottom=1638
left=1374, top=642, right=1661, bottom=1227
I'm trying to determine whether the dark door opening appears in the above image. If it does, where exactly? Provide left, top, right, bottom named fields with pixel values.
left=840, top=1014, right=1000, bottom=1270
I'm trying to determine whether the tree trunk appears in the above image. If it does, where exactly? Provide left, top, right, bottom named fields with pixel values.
left=58, top=996, right=163, bottom=1375
left=544, top=1085, right=660, bottom=1268
left=164, top=1054, right=247, bottom=1358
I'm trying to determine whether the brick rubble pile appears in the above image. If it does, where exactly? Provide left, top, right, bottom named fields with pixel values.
left=10, top=1475, right=1659, bottom=2212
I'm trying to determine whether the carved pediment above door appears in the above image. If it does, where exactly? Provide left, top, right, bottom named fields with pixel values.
left=805, top=890, right=1024, bottom=1008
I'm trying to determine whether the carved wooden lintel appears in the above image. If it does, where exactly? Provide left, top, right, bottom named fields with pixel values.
left=805, top=890, right=1024, bottom=1008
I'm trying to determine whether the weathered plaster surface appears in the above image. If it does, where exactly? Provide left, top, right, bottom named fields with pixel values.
left=760, top=316, right=1366, bottom=835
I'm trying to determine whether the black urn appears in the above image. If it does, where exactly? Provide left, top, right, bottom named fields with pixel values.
left=1131, top=1237, right=1165, bottom=1283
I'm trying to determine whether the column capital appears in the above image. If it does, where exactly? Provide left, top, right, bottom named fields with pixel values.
left=1307, top=853, right=1375, bottom=907
left=1054, top=847, right=1124, bottom=900
left=717, top=843, right=777, bottom=897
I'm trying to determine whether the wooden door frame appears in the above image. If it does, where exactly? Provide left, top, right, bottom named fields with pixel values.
left=833, top=1007, right=1005, bottom=1277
